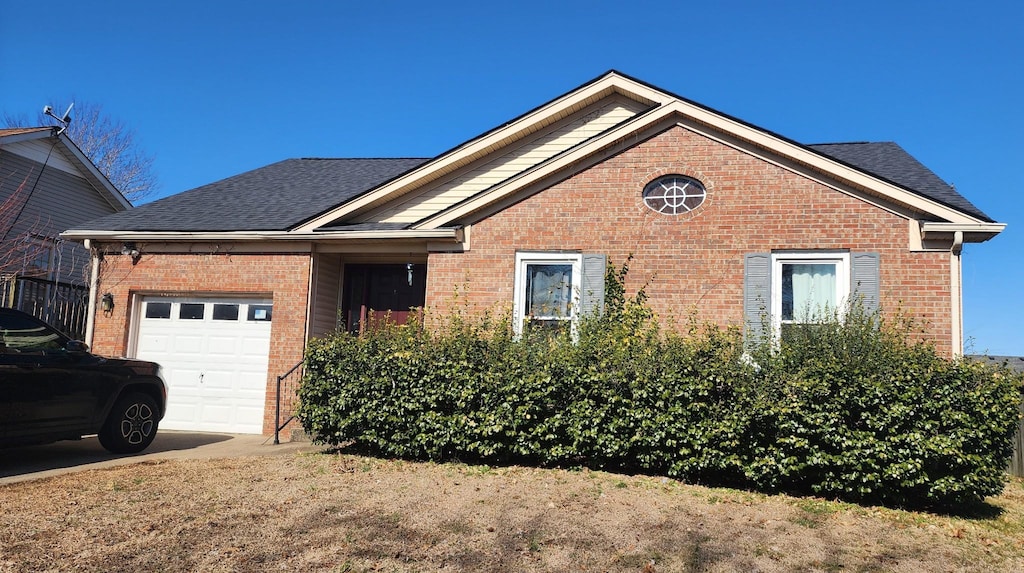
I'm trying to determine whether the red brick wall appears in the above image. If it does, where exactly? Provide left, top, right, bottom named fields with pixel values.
left=90, top=251, right=311, bottom=434
left=425, top=126, right=953, bottom=352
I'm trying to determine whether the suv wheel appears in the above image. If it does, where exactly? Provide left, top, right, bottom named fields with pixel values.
left=99, top=393, right=159, bottom=454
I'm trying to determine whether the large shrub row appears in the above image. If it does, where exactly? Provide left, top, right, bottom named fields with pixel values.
left=298, top=264, right=1022, bottom=507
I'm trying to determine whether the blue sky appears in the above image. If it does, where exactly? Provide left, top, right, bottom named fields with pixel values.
left=2, top=1, right=1021, bottom=354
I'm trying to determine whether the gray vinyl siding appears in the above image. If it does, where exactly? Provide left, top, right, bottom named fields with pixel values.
left=1, top=148, right=120, bottom=284
left=3, top=138, right=80, bottom=175
left=309, top=254, right=342, bottom=337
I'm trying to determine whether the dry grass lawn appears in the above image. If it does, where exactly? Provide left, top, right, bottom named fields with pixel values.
left=1, top=452, right=1022, bottom=572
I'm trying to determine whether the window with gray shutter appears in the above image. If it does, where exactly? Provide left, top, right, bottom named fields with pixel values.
left=850, top=252, right=880, bottom=315
left=744, top=253, right=771, bottom=345
left=580, top=253, right=606, bottom=318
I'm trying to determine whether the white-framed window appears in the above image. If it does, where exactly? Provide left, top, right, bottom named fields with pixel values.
left=513, top=252, right=583, bottom=335
left=770, top=252, right=850, bottom=340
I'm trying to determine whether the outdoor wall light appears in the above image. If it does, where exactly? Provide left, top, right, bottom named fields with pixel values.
left=100, top=292, right=115, bottom=314
left=121, top=242, right=141, bottom=264
left=121, top=242, right=138, bottom=256
left=407, top=263, right=414, bottom=287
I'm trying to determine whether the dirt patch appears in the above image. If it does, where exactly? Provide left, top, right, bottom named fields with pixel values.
left=1, top=454, right=1022, bottom=572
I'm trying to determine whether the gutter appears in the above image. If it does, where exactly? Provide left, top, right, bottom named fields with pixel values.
left=60, top=227, right=464, bottom=243
left=920, top=221, right=1006, bottom=243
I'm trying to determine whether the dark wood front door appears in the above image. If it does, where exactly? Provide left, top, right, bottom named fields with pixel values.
left=342, top=264, right=427, bottom=333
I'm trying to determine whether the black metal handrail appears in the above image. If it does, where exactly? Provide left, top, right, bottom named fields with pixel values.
left=273, top=360, right=305, bottom=444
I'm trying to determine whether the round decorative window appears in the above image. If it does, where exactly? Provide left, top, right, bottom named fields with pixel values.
left=642, top=175, right=706, bottom=215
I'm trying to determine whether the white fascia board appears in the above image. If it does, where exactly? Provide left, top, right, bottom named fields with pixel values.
left=419, top=98, right=993, bottom=229
left=293, top=73, right=672, bottom=233
left=59, top=228, right=462, bottom=243
left=55, top=133, right=132, bottom=210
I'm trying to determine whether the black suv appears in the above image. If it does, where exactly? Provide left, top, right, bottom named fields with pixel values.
left=0, top=308, right=166, bottom=454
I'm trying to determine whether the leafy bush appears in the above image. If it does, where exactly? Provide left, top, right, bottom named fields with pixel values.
left=298, top=262, right=1022, bottom=508
left=740, top=310, right=1021, bottom=506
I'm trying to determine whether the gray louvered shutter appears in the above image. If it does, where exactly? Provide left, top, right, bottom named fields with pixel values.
left=850, top=252, right=880, bottom=315
left=743, top=253, right=771, bottom=345
left=580, top=253, right=607, bottom=318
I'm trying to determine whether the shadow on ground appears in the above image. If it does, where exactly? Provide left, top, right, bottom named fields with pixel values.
left=0, top=431, right=234, bottom=479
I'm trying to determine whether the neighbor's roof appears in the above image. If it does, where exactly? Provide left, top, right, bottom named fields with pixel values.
left=969, top=355, right=1024, bottom=374
left=808, top=142, right=989, bottom=222
left=0, top=127, right=52, bottom=137
left=73, top=157, right=429, bottom=232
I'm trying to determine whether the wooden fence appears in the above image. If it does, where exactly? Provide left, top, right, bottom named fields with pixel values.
left=0, top=274, right=89, bottom=340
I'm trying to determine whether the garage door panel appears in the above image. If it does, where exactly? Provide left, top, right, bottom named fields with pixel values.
left=135, top=297, right=272, bottom=434
left=165, top=402, right=200, bottom=425
left=234, top=407, right=265, bottom=431
left=137, top=334, right=169, bottom=353
left=201, top=370, right=237, bottom=390
left=207, top=336, right=240, bottom=355
left=170, top=368, right=204, bottom=390
left=171, top=335, right=203, bottom=355
left=237, top=371, right=269, bottom=391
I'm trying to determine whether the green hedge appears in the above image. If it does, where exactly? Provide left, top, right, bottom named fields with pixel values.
left=298, top=265, right=1022, bottom=507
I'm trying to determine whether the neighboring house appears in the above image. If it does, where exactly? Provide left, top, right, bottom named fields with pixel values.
left=0, top=127, right=131, bottom=337
left=969, top=355, right=1024, bottom=477
left=969, top=355, right=1024, bottom=374
left=62, top=71, right=1005, bottom=436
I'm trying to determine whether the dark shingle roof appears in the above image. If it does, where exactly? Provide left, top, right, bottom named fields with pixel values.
left=71, top=143, right=991, bottom=233
left=809, top=142, right=991, bottom=222
left=74, top=158, right=429, bottom=232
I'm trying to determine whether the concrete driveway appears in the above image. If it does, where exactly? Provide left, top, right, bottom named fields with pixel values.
left=0, top=431, right=319, bottom=485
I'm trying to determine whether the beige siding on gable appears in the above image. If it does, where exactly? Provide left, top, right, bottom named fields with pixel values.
left=358, top=97, right=648, bottom=224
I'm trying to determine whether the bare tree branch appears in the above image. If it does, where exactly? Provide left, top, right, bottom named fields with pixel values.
left=0, top=169, right=51, bottom=278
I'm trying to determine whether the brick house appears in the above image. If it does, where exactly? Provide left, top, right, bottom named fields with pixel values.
left=62, top=72, right=1005, bottom=436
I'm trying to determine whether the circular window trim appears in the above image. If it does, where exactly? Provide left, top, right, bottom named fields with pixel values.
left=642, top=175, right=707, bottom=215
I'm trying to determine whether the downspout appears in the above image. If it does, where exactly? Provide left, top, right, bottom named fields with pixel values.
left=950, top=231, right=964, bottom=357
left=84, top=239, right=99, bottom=346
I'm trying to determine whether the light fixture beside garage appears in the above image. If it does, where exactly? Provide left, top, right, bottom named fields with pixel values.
left=121, top=242, right=141, bottom=264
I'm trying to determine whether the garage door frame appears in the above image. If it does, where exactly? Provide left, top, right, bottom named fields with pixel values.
left=128, top=292, right=275, bottom=434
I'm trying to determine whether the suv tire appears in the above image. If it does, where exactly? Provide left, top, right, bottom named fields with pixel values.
left=98, top=392, right=160, bottom=454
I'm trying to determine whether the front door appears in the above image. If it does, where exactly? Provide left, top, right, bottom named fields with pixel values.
left=342, top=264, right=427, bottom=333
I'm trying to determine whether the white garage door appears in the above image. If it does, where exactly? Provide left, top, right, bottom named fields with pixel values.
left=134, top=296, right=273, bottom=434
